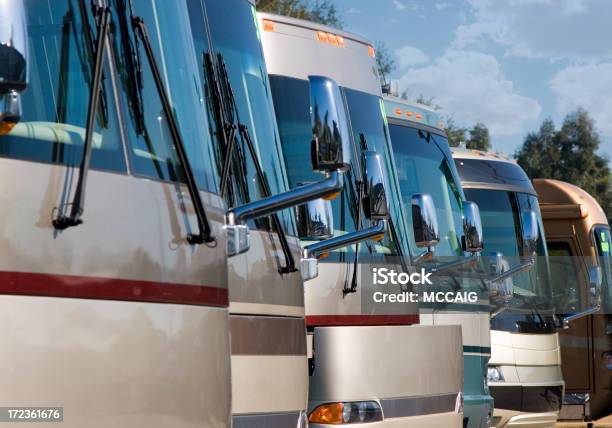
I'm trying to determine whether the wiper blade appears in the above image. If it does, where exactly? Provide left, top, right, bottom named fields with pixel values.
left=131, top=16, right=213, bottom=244
left=205, top=52, right=295, bottom=272
left=53, top=5, right=111, bottom=229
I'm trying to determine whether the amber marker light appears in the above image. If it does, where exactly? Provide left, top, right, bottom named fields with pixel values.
left=367, top=45, right=375, bottom=58
left=262, top=19, right=275, bottom=32
left=316, top=31, right=328, bottom=43
left=0, top=121, right=17, bottom=136
left=323, top=190, right=341, bottom=200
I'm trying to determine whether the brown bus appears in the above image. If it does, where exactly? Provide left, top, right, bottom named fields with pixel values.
left=534, top=179, right=612, bottom=422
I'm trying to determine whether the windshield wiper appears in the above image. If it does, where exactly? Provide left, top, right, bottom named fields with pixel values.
left=130, top=16, right=213, bottom=244
left=53, top=5, right=111, bottom=229
left=345, top=133, right=368, bottom=295
left=204, top=52, right=296, bottom=273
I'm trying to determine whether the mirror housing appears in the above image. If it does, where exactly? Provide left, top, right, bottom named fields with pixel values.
left=488, top=253, right=514, bottom=304
left=363, top=151, right=389, bottom=221
left=0, top=0, right=28, bottom=129
left=297, top=197, right=334, bottom=241
left=521, top=210, right=539, bottom=255
left=309, top=75, right=351, bottom=173
left=226, top=77, right=351, bottom=256
left=412, top=193, right=440, bottom=250
left=462, top=201, right=484, bottom=253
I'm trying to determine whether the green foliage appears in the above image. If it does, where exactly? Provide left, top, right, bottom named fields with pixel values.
left=467, top=122, right=491, bottom=151
left=515, top=109, right=612, bottom=223
left=256, top=0, right=342, bottom=28
left=444, top=117, right=467, bottom=147
left=374, top=41, right=396, bottom=86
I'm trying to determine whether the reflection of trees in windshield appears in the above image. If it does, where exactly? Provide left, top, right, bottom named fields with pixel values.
left=465, top=188, right=552, bottom=305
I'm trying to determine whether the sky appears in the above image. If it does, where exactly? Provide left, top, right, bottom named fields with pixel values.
left=330, top=0, right=612, bottom=157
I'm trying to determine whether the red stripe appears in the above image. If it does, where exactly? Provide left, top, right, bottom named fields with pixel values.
left=0, top=271, right=228, bottom=307
left=306, top=314, right=419, bottom=326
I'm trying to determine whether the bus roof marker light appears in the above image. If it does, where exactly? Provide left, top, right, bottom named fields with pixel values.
left=337, top=36, right=345, bottom=47
left=316, top=31, right=328, bottom=43
left=262, top=19, right=275, bottom=32
left=394, top=108, right=402, bottom=116
left=367, top=45, right=375, bottom=57
left=327, top=33, right=338, bottom=45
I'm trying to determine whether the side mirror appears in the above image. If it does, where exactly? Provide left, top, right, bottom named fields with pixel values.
left=588, top=265, right=602, bottom=308
left=462, top=201, right=484, bottom=253
left=521, top=210, right=539, bottom=255
left=0, top=0, right=28, bottom=130
left=488, top=253, right=514, bottom=304
left=309, top=75, right=351, bottom=173
left=297, top=197, right=334, bottom=241
left=412, top=193, right=439, bottom=250
left=363, top=150, right=389, bottom=221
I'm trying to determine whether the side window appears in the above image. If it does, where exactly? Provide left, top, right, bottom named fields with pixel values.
left=109, top=0, right=218, bottom=192
left=0, top=0, right=126, bottom=172
left=548, top=241, right=581, bottom=313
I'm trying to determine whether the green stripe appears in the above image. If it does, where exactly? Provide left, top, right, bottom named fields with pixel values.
left=463, top=345, right=491, bottom=354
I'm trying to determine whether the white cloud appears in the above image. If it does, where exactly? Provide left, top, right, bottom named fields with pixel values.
left=550, top=63, right=612, bottom=136
left=398, top=50, right=542, bottom=137
left=395, top=45, right=430, bottom=69
left=345, top=7, right=360, bottom=14
left=454, top=0, right=612, bottom=61
left=435, top=2, right=450, bottom=10
left=393, top=0, right=406, bottom=10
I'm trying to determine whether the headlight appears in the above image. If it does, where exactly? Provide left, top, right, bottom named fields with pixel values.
left=309, top=401, right=383, bottom=424
left=487, top=366, right=504, bottom=382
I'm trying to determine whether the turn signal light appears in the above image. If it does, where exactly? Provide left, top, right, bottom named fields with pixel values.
left=0, top=121, right=16, bottom=136
left=323, top=190, right=341, bottom=201
left=309, top=401, right=383, bottom=424
left=262, top=19, right=275, bottom=32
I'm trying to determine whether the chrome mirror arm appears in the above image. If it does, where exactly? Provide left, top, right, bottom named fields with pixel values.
left=300, top=220, right=386, bottom=281
left=225, top=171, right=344, bottom=256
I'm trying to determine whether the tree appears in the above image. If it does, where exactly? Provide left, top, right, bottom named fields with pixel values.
left=256, top=0, right=342, bottom=28
left=466, top=122, right=491, bottom=151
left=374, top=41, right=396, bottom=86
left=444, top=117, right=468, bottom=147
left=415, top=94, right=441, bottom=111
left=515, top=109, right=612, bottom=223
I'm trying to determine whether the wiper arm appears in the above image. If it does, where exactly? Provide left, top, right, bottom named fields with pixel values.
left=53, top=5, right=111, bottom=229
left=205, top=53, right=296, bottom=273
left=130, top=16, right=213, bottom=244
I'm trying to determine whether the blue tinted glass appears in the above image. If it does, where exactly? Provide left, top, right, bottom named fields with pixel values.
left=389, top=124, right=464, bottom=257
left=0, top=0, right=126, bottom=172
left=110, top=0, right=218, bottom=191
left=270, top=74, right=357, bottom=242
left=343, top=89, right=410, bottom=258
left=203, top=0, right=295, bottom=233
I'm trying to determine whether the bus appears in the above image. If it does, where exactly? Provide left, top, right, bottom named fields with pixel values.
left=385, top=98, right=494, bottom=428
left=0, top=1, right=345, bottom=427
left=534, top=178, right=612, bottom=423
left=260, top=13, right=465, bottom=427
left=452, top=149, right=564, bottom=428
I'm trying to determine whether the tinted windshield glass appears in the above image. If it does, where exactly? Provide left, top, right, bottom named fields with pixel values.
left=389, top=124, right=464, bottom=257
left=465, top=188, right=552, bottom=303
left=111, top=0, right=218, bottom=190
left=270, top=74, right=359, bottom=244
left=202, top=0, right=294, bottom=232
left=343, top=89, right=409, bottom=257
left=594, top=226, right=612, bottom=313
left=0, top=0, right=126, bottom=172
left=455, top=158, right=531, bottom=187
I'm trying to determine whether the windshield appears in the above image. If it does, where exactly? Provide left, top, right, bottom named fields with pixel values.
left=464, top=188, right=553, bottom=305
left=269, top=74, right=360, bottom=254
left=0, top=0, right=128, bottom=173
left=594, top=226, right=612, bottom=313
left=343, top=88, right=410, bottom=258
left=198, top=0, right=294, bottom=232
left=388, top=124, right=464, bottom=257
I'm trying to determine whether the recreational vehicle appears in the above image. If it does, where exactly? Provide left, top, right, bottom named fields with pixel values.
left=452, top=149, right=564, bottom=428
left=0, top=1, right=346, bottom=427
left=534, top=179, right=611, bottom=423
left=384, top=98, right=494, bottom=428
left=260, top=13, right=465, bottom=427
